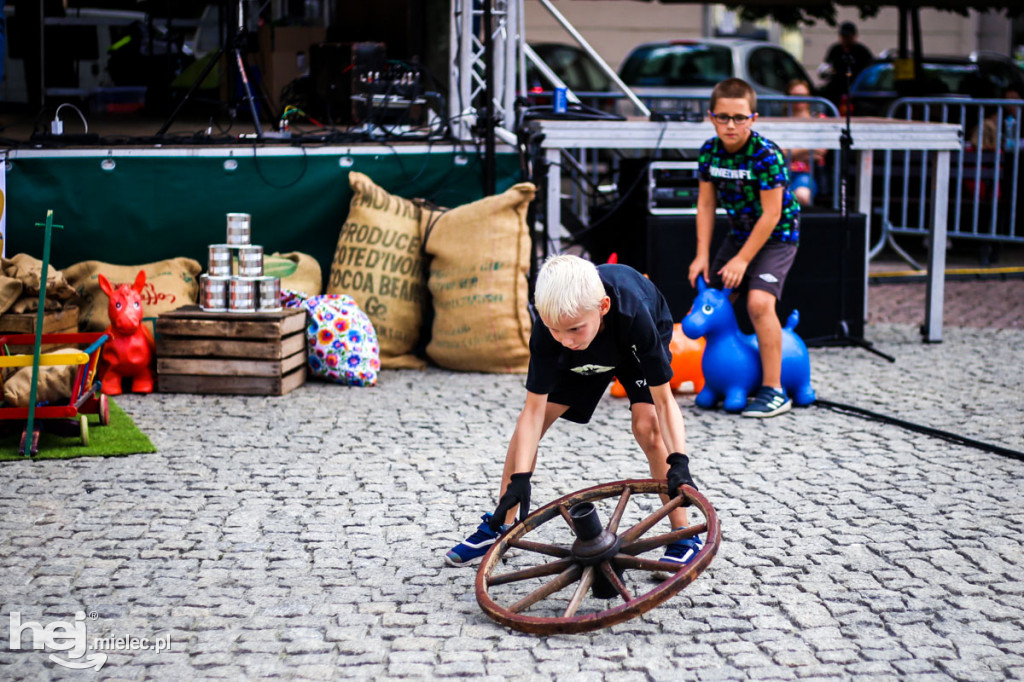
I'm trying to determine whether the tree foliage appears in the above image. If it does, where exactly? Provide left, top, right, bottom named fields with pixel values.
left=725, top=2, right=1017, bottom=30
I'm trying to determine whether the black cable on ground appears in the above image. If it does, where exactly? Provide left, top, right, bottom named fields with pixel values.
left=815, top=398, right=1024, bottom=462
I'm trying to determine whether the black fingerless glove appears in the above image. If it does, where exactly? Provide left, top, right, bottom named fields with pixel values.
left=666, top=453, right=696, bottom=500
left=489, top=472, right=532, bottom=531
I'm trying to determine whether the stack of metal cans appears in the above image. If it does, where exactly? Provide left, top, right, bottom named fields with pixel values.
left=199, top=213, right=282, bottom=313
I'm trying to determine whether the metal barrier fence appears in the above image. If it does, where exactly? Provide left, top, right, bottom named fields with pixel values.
left=875, top=97, right=1023, bottom=266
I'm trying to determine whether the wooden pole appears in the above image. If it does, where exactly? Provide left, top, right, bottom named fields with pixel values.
left=25, top=210, right=63, bottom=455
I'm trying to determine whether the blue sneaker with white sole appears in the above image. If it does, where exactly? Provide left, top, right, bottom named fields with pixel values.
left=445, top=513, right=510, bottom=567
left=659, top=533, right=703, bottom=567
left=742, top=386, right=792, bottom=418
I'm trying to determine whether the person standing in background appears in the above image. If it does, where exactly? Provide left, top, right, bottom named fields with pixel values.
left=819, top=22, right=874, bottom=108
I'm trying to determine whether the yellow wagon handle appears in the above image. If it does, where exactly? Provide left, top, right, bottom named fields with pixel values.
left=0, top=351, right=90, bottom=369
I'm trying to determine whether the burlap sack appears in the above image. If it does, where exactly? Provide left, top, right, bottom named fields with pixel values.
left=422, top=183, right=535, bottom=373
left=265, top=252, right=323, bottom=296
left=0, top=276, right=23, bottom=316
left=63, top=258, right=202, bottom=332
left=1, top=254, right=77, bottom=301
left=2, top=348, right=79, bottom=407
left=328, top=172, right=426, bottom=369
left=10, top=297, right=64, bottom=313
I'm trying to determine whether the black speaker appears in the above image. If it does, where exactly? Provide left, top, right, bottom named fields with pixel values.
left=784, top=212, right=867, bottom=342
left=579, top=158, right=651, bottom=270
left=645, top=211, right=866, bottom=341
left=308, top=42, right=355, bottom=124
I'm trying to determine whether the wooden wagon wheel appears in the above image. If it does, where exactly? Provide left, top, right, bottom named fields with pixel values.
left=475, top=479, right=720, bottom=635
left=79, top=415, right=90, bottom=446
left=98, top=394, right=110, bottom=426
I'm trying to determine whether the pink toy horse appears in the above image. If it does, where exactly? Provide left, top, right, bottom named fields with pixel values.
left=97, top=271, right=155, bottom=395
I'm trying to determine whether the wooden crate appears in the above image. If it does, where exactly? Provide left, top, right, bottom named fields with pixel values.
left=155, top=306, right=307, bottom=396
left=0, top=306, right=79, bottom=334
left=0, top=306, right=79, bottom=353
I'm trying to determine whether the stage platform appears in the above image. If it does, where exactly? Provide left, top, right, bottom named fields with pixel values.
left=0, top=110, right=271, bottom=145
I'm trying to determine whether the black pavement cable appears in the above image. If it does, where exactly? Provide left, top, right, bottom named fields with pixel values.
left=815, top=398, right=1024, bottom=463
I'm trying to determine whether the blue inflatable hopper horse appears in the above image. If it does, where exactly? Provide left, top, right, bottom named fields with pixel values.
left=681, top=278, right=816, bottom=412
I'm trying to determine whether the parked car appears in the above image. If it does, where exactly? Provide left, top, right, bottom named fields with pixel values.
left=848, top=51, right=1024, bottom=117
left=526, top=42, right=613, bottom=95
left=523, top=41, right=619, bottom=113
left=617, top=38, right=817, bottom=115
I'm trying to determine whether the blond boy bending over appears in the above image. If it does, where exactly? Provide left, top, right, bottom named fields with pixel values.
left=445, top=255, right=699, bottom=567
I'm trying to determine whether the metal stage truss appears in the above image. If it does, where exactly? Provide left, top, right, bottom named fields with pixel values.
left=448, top=0, right=522, bottom=143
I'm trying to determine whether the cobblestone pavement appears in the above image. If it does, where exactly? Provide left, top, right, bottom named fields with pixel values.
left=1, top=319, right=1023, bottom=680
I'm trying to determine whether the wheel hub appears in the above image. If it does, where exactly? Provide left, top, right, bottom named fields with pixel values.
left=568, top=502, right=621, bottom=565
left=569, top=502, right=624, bottom=599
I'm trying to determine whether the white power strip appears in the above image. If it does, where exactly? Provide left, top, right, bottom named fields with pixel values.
left=238, top=131, right=292, bottom=140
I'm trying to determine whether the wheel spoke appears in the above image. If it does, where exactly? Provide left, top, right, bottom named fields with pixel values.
left=621, top=523, right=708, bottom=556
left=509, top=538, right=572, bottom=558
left=605, top=486, right=632, bottom=534
left=598, top=561, right=632, bottom=602
left=618, top=495, right=685, bottom=543
left=557, top=503, right=575, bottom=532
left=509, top=564, right=583, bottom=613
left=562, top=566, right=596, bottom=618
left=611, top=554, right=688, bottom=573
left=488, top=558, right=575, bottom=586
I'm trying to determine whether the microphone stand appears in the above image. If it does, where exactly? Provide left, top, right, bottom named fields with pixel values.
left=480, top=0, right=497, bottom=195
left=806, top=53, right=895, bottom=362
left=157, top=0, right=272, bottom=138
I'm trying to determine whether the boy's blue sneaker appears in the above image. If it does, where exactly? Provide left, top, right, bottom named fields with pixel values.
left=742, top=386, right=792, bottom=418
left=659, top=534, right=703, bottom=567
left=445, top=513, right=510, bottom=567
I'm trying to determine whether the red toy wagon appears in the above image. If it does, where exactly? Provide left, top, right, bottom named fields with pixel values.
left=0, top=332, right=110, bottom=455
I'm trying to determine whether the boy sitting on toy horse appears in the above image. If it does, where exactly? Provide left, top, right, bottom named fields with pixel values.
left=688, top=77, right=802, bottom=418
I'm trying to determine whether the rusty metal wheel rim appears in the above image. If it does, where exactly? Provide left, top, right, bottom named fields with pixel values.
left=475, top=479, right=721, bottom=634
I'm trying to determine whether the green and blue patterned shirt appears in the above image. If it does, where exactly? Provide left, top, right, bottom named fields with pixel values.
left=697, top=130, right=801, bottom=244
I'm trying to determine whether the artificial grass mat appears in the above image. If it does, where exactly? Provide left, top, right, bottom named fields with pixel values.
left=0, top=399, right=156, bottom=460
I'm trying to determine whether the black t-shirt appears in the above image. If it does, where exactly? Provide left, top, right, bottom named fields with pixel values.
left=525, top=264, right=674, bottom=394
left=823, top=42, right=874, bottom=96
